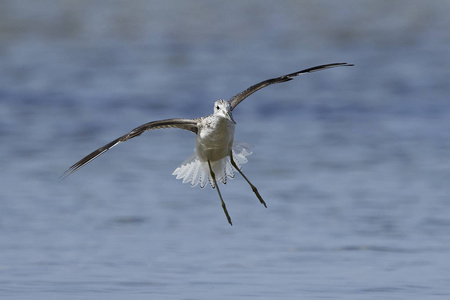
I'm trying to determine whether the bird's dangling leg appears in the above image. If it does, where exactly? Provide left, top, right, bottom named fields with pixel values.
left=230, top=152, right=267, bottom=208
left=208, top=160, right=232, bottom=226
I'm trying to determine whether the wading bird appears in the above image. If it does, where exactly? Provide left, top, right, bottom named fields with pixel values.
left=63, top=63, right=353, bottom=225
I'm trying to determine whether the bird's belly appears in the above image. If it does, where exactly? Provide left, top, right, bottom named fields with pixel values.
left=196, top=123, right=234, bottom=162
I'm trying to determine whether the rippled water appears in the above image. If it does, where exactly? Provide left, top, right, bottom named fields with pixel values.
left=1, top=1, right=450, bottom=299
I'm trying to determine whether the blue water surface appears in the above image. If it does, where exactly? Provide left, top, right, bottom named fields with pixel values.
left=1, top=1, right=450, bottom=299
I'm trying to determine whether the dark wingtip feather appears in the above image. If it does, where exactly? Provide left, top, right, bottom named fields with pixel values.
left=60, top=138, right=121, bottom=180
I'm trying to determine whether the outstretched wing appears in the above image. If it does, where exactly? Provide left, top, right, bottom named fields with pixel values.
left=228, top=63, right=353, bottom=111
left=62, top=118, right=199, bottom=178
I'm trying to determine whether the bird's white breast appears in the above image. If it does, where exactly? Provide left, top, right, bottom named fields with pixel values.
left=196, top=116, right=235, bottom=162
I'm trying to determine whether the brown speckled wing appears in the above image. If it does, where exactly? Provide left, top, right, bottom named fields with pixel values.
left=62, top=118, right=199, bottom=178
left=228, top=63, right=353, bottom=111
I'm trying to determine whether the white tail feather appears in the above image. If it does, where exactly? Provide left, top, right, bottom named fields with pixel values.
left=172, top=142, right=253, bottom=188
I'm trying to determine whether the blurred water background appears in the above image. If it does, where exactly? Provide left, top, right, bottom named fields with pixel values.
left=1, top=0, right=450, bottom=299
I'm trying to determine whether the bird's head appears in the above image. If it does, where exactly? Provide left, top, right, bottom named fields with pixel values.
left=213, top=99, right=236, bottom=124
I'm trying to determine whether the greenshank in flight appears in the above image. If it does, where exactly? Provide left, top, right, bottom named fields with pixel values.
left=63, top=63, right=353, bottom=225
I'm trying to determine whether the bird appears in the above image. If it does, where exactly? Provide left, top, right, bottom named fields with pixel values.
left=63, top=63, right=353, bottom=225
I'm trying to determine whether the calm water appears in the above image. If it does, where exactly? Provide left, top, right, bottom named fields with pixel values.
left=1, top=1, right=450, bottom=299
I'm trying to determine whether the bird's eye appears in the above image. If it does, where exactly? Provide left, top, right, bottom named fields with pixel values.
left=216, top=106, right=220, bottom=110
